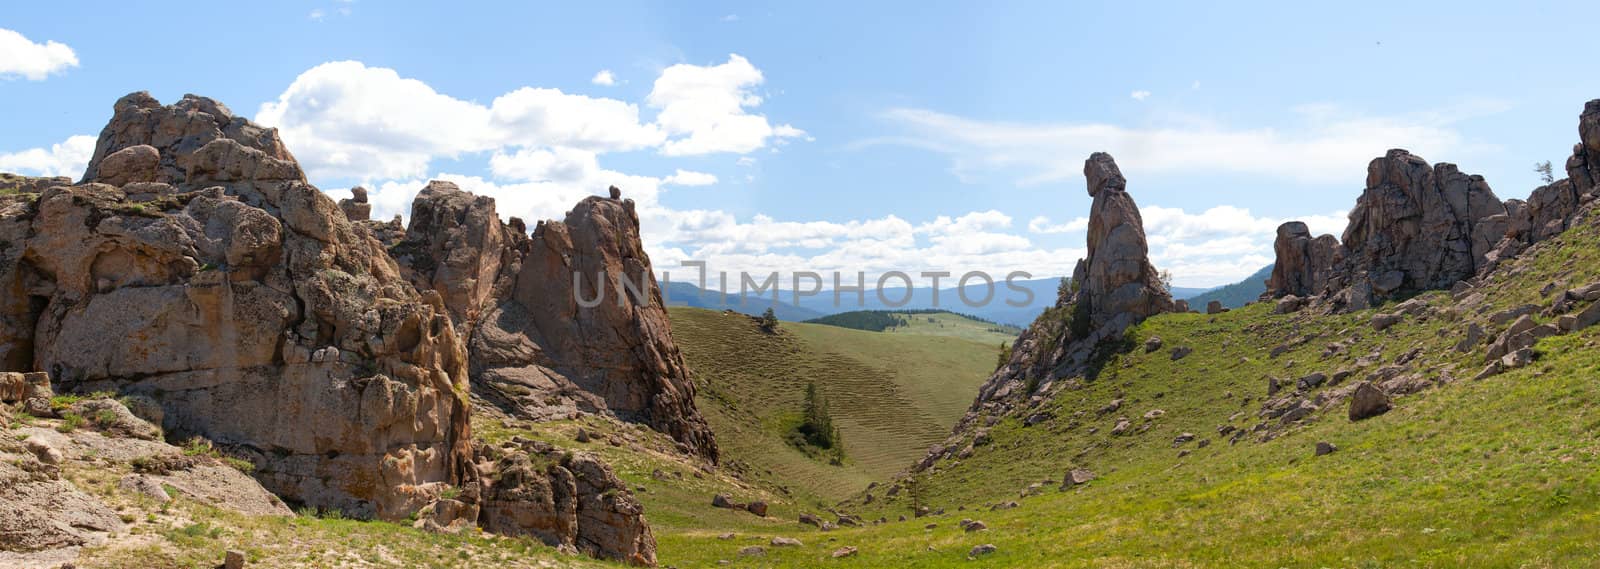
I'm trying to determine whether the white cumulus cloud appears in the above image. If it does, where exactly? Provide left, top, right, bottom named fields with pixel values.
left=256, top=56, right=800, bottom=182
left=647, top=54, right=806, bottom=156
left=591, top=69, right=617, bottom=86
left=0, top=28, right=79, bottom=81
left=0, top=134, right=96, bottom=178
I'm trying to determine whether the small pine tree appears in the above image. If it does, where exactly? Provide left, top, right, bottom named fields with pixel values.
left=1536, top=160, right=1556, bottom=184
left=759, top=307, right=779, bottom=332
left=1057, top=276, right=1072, bottom=301
left=995, top=341, right=1012, bottom=371
left=1158, top=269, right=1174, bottom=295
left=800, top=382, right=838, bottom=449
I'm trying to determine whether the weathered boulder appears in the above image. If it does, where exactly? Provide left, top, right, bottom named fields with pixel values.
left=478, top=442, right=656, bottom=566
left=1348, top=382, right=1392, bottom=421
left=390, top=181, right=512, bottom=336
left=0, top=93, right=473, bottom=520
left=338, top=186, right=371, bottom=221
left=0, top=456, right=125, bottom=553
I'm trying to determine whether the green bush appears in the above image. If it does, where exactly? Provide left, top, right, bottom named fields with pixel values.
left=57, top=413, right=85, bottom=433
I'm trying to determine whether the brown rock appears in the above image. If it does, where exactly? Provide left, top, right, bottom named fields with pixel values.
left=479, top=445, right=656, bottom=566
left=338, top=186, right=371, bottom=221
left=394, top=183, right=717, bottom=461
left=1371, top=312, right=1403, bottom=331
left=1266, top=222, right=1341, bottom=299
left=1334, top=151, right=1506, bottom=307
left=94, top=144, right=161, bottom=186
left=1206, top=300, right=1225, bottom=314
left=1081, top=153, right=1174, bottom=328
left=1348, top=382, right=1392, bottom=421
left=0, top=93, right=471, bottom=521
left=745, top=501, right=768, bottom=517
left=224, top=549, right=246, bottom=569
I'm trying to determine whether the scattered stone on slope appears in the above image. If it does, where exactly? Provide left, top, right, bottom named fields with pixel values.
left=1315, top=441, right=1338, bottom=456
left=1348, top=382, right=1393, bottom=421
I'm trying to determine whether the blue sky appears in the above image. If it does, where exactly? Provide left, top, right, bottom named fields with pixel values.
left=2, top=1, right=1597, bottom=287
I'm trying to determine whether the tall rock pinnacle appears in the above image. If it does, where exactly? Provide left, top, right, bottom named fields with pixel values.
left=1079, top=152, right=1174, bottom=329
left=927, top=153, right=1171, bottom=465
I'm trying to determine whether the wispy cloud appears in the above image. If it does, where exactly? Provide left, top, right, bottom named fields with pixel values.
left=1131, top=90, right=1151, bottom=101
left=859, top=100, right=1510, bottom=187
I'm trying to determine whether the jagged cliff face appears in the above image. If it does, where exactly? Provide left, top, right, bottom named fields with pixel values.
left=1327, top=150, right=1506, bottom=309
left=0, top=93, right=474, bottom=519
left=934, top=153, right=1170, bottom=460
left=380, top=182, right=718, bottom=462
left=1270, top=100, right=1600, bottom=310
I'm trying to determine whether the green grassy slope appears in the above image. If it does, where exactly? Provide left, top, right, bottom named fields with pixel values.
left=667, top=307, right=998, bottom=502
left=650, top=210, right=1600, bottom=567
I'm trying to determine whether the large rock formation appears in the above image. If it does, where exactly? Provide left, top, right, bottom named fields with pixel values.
left=1076, top=153, right=1173, bottom=329
left=1264, top=222, right=1341, bottom=298
left=0, top=93, right=474, bottom=520
left=1328, top=150, right=1506, bottom=309
left=933, top=153, right=1170, bottom=457
left=1273, top=101, right=1600, bottom=309
left=383, top=183, right=718, bottom=461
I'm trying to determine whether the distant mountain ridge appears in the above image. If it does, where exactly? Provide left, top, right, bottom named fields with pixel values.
left=660, top=278, right=1213, bottom=326
left=1183, top=265, right=1273, bottom=309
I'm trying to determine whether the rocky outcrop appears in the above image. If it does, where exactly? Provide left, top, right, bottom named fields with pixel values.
left=1326, top=151, right=1506, bottom=309
left=1276, top=101, right=1600, bottom=309
left=389, top=181, right=515, bottom=337
left=0, top=93, right=473, bottom=520
left=389, top=183, right=717, bottom=461
left=1516, top=100, right=1600, bottom=243
left=1264, top=222, right=1341, bottom=298
left=338, top=186, right=371, bottom=221
left=477, top=440, right=656, bottom=565
left=1, top=394, right=291, bottom=566
left=933, top=153, right=1171, bottom=461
